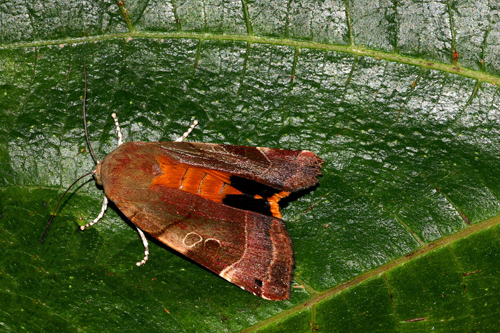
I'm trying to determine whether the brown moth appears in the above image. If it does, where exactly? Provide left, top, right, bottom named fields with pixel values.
left=42, top=66, right=324, bottom=300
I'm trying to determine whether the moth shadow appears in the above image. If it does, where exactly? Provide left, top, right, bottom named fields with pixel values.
left=42, top=178, right=94, bottom=242
left=53, top=178, right=94, bottom=216
left=279, top=183, right=320, bottom=211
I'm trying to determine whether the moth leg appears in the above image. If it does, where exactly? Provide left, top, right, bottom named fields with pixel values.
left=175, top=120, right=198, bottom=142
left=135, top=227, right=150, bottom=266
left=108, top=114, right=192, bottom=266
left=81, top=195, right=108, bottom=230
left=110, top=111, right=152, bottom=266
left=111, top=113, right=123, bottom=146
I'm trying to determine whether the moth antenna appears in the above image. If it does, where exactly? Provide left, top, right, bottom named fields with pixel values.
left=83, top=62, right=99, bottom=164
left=40, top=171, right=94, bottom=242
left=175, top=120, right=198, bottom=142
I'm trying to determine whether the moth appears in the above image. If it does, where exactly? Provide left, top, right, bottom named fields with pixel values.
left=42, top=67, right=324, bottom=301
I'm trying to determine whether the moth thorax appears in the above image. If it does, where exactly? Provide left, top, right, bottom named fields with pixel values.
left=93, top=161, right=103, bottom=185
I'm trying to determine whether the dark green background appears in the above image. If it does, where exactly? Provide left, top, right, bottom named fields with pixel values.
left=1, top=0, right=500, bottom=332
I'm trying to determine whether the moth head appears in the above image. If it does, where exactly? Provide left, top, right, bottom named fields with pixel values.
left=93, top=161, right=103, bottom=186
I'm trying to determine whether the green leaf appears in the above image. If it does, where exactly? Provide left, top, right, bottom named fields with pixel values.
left=1, top=0, right=500, bottom=332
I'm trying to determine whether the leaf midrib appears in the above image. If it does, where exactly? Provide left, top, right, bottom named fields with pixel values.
left=2, top=32, right=499, bottom=87
left=240, top=213, right=500, bottom=333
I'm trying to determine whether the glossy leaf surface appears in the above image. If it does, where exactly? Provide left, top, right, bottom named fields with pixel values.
left=1, top=0, right=500, bottom=332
